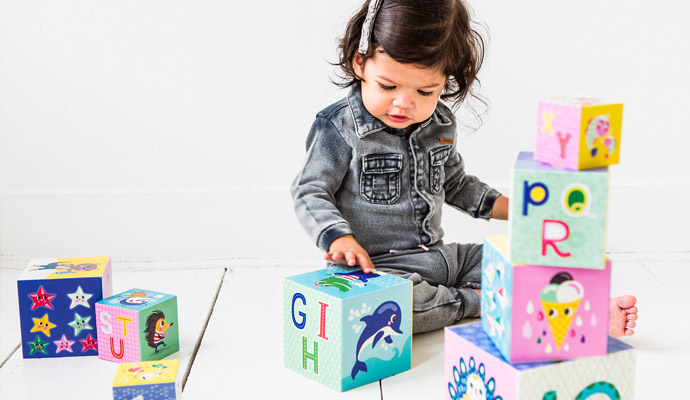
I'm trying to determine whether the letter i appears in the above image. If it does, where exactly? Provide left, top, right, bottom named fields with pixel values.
left=317, top=301, right=329, bottom=340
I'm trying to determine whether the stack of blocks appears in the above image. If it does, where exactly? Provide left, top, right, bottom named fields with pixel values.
left=445, top=98, right=637, bottom=399
left=96, top=288, right=180, bottom=363
left=283, top=266, right=412, bottom=391
left=17, top=257, right=113, bottom=358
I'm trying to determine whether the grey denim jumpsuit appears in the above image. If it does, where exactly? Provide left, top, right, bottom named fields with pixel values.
left=290, top=84, right=502, bottom=333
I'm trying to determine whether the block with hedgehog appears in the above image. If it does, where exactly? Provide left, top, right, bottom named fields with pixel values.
left=283, top=266, right=412, bottom=391
left=96, top=288, right=179, bottom=363
left=536, top=97, right=623, bottom=170
left=445, top=322, right=635, bottom=400
left=481, top=236, right=610, bottom=363
left=17, top=257, right=113, bottom=358
left=510, top=151, right=609, bottom=269
left=112, top=359, right=181, bottom=400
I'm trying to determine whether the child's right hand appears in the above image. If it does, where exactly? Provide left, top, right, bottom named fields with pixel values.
left=325, top=234, right=375, bottom=273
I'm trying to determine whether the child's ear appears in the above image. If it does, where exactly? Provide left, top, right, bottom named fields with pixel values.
left=353, top=53, right=364, bottom=80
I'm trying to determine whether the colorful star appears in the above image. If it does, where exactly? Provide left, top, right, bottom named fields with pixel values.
left=541, top=111, right=555, bottom=136
left=28, top=286, right=56, bottom=310
left=54, top=334, right=75, bottom=353
left=68, top=312, right=93, bottom=336
left=80, top=334, right=98, bottom=352
left=30, top=313, right=57, bottom=337
left=67, top=286, right=93, bottom=309
left=28, top=335, right=50, bottom=355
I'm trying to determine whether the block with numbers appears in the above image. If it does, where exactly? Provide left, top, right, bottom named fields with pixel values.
left=283, top=266, right=412, bottom=391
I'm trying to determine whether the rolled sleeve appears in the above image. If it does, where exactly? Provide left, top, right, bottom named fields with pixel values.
left=442, top=149, right=502, bottom=220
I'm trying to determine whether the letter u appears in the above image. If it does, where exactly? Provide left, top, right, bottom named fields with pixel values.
left=110, top=337, right=125, bottom=359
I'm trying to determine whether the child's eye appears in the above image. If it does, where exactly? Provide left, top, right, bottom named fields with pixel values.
left=378, top=83, right=396, bottom=91
left=417, top=90, right=434, bottom=97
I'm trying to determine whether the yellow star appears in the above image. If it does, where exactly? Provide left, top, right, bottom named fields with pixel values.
left=541, top=111, right=555, bottom=136
left=31, top=313, right=57, bottom=337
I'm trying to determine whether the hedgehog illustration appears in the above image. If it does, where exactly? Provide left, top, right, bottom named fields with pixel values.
left=143, top=310, right=174, bottom=353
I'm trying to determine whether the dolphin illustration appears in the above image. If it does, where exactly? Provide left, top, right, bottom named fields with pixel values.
left=351, top=301, right=403, bottom=380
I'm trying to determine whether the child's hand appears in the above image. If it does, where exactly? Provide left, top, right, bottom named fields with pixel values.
left=325, top=234, right=376, bottom=273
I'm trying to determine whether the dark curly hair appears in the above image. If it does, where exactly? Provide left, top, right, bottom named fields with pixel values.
left=335, top=0, right=486, bottom=112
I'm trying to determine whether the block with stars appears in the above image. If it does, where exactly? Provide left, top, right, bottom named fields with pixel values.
left=535, top=97, right=623, bottom=171
left=96, top=288, right=179, bottom=363
left=284, top=266, right=412, bottom=391
left=510, top=151, right=609, bottom=269
left=481, top=236, right=611, bottom=363
left=112, top=359, right=181, bottom=400
left=17, top=257, right=113, bottom=358
left=444, top=322, right=636, bottom=400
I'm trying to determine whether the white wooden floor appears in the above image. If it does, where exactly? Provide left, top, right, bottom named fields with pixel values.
left=1, top=253, right=688, bottom=399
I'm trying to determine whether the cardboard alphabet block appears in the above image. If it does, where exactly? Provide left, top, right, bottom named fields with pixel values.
left=112, top=359, right=181, bottom=400
left=283, top=266, right=412, bottom=391
left=445, top=322, right=635, bottom=400
left=96, top=288, right=179, bottom=363
left=481, top=236, right=611, bottom=363
left=17, top=257, right=113, bottom=358
left=510, top=151, right=609, bottom=269
left=536, top=97, right=623, bottom=170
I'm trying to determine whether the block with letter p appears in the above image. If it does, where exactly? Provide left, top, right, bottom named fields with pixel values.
left=283, top=266, right=412, bottom=391
left=510, top=151, right=608, bottom=269
left=536, top=97, right=623, bottom=170
left=96, top=288, right=179, bottom=363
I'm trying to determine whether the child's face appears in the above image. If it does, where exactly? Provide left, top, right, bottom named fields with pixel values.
left=354, top=51, right=446, bottom=131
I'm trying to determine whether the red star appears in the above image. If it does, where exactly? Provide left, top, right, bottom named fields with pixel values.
left=28, top=286, right=56, bottom=310
left=80, top=334, right=98, bottom=352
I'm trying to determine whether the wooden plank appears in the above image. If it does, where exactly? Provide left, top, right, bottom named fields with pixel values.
left=183, top=265, right=383, bottom=399
left=0, top=269, right=22, bottom=364
left=0, top=267, right=224, bottom=398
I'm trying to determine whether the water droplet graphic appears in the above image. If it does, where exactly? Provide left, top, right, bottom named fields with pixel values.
left=522, top=321, right=532, bottom=339
left=545, top=344, right=553, bottom=354
left=590, top=313, right=597, bottom=327
left=564, top=343, right=570, bottom=351
left=585, top=301, right=590, bottom=311
left=526, top=300, right=534, bottom=314
left=575, top=315, right=583, bottom=326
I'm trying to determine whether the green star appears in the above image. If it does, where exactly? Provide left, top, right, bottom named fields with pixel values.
left=68, top=312, right=93, bottom=336
left=28, top=335, right=50, bottom=355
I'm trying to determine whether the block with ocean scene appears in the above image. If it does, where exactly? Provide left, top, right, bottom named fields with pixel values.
left=482, top=236, right=610, bottom=363
left=96, top=288, right=179, bottom=363
left=283, top=266, right=412, bottom=391
left=536, top=97, right=623, bottom=170
left=445, top=322, right=635, bottom=400
left=17, top=257, right=113, bottom=358
left=112, top=359, right=181, bottom=400
left=511, top=151, right=609, bottom=269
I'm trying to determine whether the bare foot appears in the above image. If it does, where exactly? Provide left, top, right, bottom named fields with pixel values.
left=609, top=295, right=638, bottom=337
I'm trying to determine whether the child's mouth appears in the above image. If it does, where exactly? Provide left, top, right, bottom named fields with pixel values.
left=388, top=114, right=410, bottom=123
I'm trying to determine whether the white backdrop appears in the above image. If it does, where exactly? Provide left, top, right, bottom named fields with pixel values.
left=1, top=1, right=689, bottom=263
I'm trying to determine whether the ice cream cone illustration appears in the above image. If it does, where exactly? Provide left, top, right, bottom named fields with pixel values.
left=540, top=272, right=584, bottom=350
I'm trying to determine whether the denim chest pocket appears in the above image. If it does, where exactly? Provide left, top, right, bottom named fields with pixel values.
left=360, top=153, right=403, bottom=204
left=429, top=146, right=451, bottom=194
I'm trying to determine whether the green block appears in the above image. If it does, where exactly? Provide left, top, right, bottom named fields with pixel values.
left=510, top=152, right=608, bottom=269
left=283, top=267, right=412, bottom=391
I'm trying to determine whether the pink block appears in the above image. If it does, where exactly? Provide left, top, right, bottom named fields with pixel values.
left=482, top=236, right=610, bottom=363
left=96, top=305, right=141, bottom=363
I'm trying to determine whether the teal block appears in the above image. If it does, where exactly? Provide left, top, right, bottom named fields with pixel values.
left=283, top=266, right=412, bottom=391
left=510, top=152, right=609, bottom=269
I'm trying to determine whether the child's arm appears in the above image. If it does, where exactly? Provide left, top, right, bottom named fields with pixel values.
left=325, top=234, right=375, bottom=273
left=491, top=195, right=509, bottom=220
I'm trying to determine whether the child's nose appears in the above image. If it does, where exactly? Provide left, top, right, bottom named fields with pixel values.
left=392, top=94, right=413, bottom=109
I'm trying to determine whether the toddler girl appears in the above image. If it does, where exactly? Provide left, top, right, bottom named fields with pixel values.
left=291, top=0, right=637, bottom=335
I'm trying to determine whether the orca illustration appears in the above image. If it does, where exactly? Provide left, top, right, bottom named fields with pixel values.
left=351, top=301, right=403, bottom=380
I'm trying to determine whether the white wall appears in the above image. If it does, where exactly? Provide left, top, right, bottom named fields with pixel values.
left=1, top=0, right=689, bottom=263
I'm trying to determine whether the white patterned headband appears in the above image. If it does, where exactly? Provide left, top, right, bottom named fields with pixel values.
left=358, top=0, right=384, bottom=54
